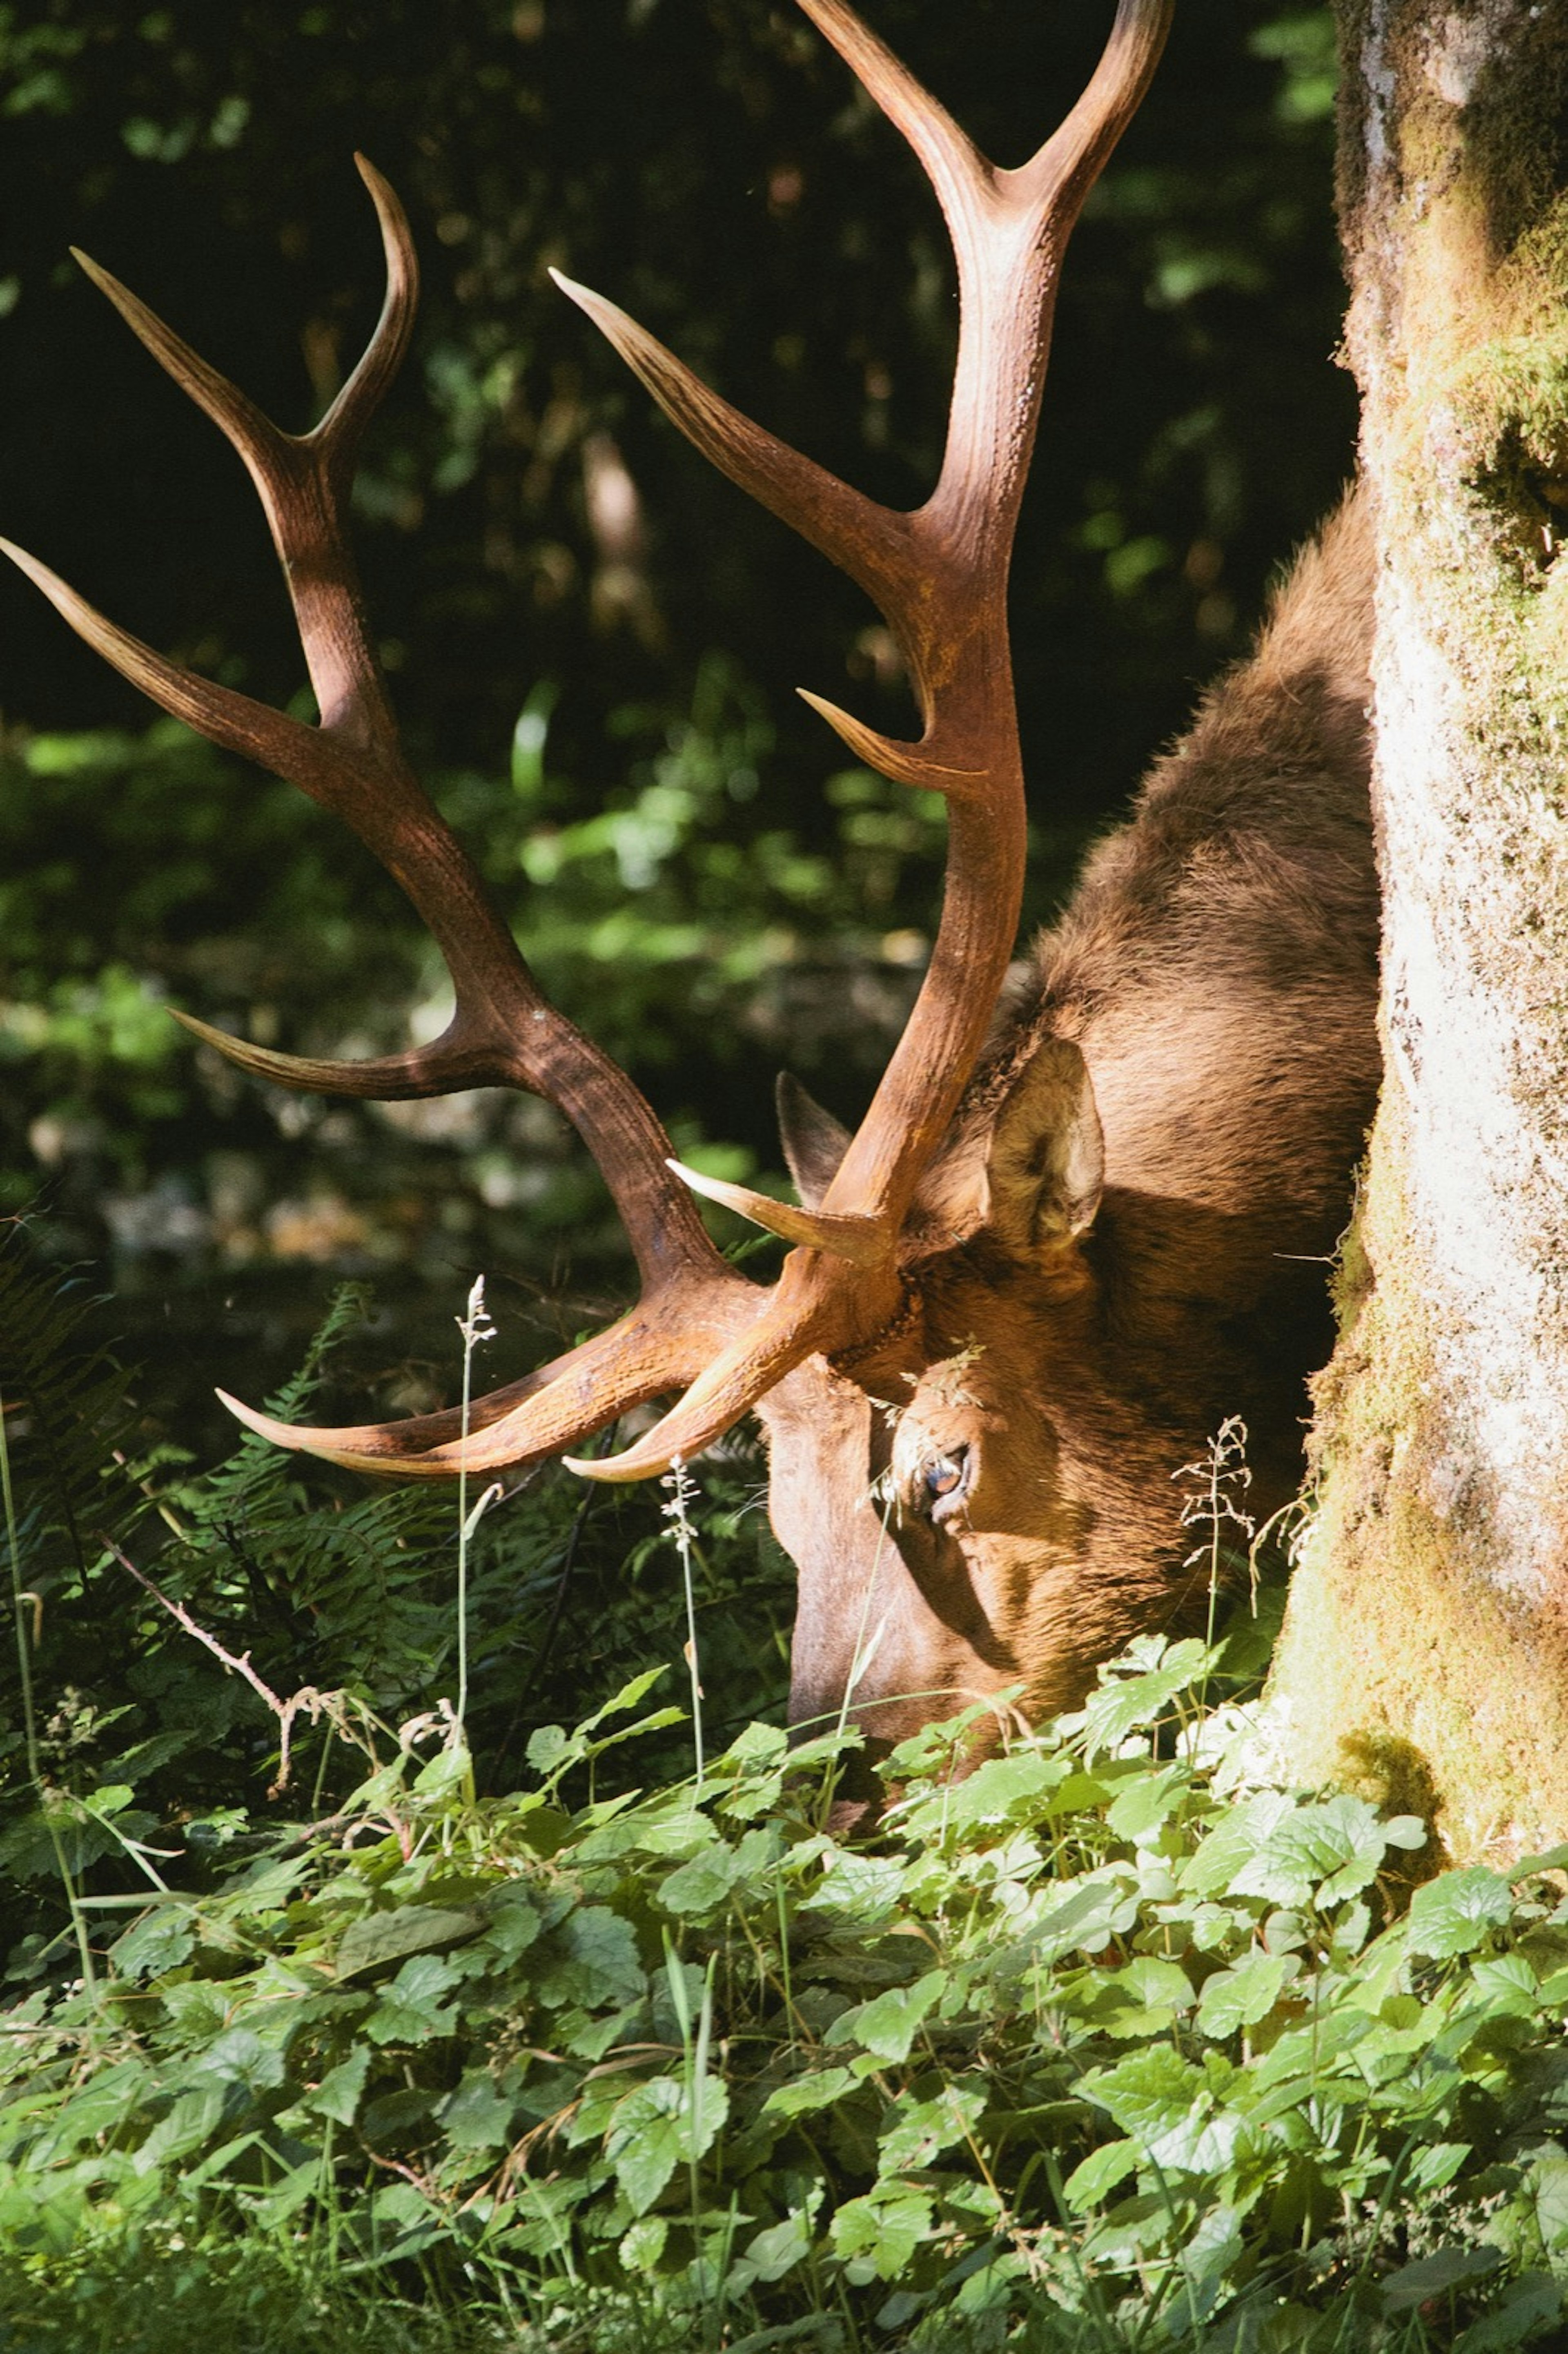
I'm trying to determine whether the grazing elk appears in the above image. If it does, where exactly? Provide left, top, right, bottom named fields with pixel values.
left=4, top=0, right=1380, bottom=1777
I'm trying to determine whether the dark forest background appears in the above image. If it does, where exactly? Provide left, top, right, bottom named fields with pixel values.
left=0, top=0, right=1350, bottom=1456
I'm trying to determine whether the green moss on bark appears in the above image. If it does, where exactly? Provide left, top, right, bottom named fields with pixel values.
left=1274, top=1101, right=1568, bottom=1862
left=1267, top=4, right=1568, bottom=1858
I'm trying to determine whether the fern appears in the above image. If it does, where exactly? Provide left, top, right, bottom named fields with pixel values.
left=0, top=1224, right=143, bottom=1592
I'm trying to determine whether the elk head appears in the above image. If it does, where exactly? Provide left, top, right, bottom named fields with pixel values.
left=4, top=0, right=1176, bottom=1771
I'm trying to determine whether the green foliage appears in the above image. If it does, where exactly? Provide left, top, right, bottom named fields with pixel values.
left=0, top=1246, right=792, bottom=1974
left=7, top=1336, right=1568, bottom=2354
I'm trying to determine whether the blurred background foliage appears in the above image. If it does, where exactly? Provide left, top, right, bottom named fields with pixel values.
left=0, top=0, right=1351, bottom=1454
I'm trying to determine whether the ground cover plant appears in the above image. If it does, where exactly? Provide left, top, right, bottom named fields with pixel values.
left=5, top=1253, right=1568, bottom=2350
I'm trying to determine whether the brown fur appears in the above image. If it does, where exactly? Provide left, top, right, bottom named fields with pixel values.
left=762, top=493, right=1380, bottom=1781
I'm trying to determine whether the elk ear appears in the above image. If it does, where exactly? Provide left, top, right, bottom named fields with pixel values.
left=776, top=1072, right=852, bottom=1209
left=981, top=1035, right=1104, bottom=1261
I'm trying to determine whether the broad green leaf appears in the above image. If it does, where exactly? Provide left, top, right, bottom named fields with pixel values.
left=535, top=1905, right=646, bottom=2009
left=192, top=2028, right=287, bottom=2095
left=717, top=1721, right=790, bottom=1772
left=478, top=1888, right=542, bottom=1967
left=1150, top=2104, right=1245, bottom=2177
left=829, top=1968, right=948, bottom=2063
left=440, top=2071, right=517, bottom=2150
left=335, top=1904, right=486, bottom=1980
left=762, top=2066, right=858, bottom=2119
left=1407, top=2140, right=1472, bottom=2194
left=574, top=1796, right=714, bottom=1865
left=1106, top=1762, right=1192, bottom=1843
left=619, top=2216, right=668, bottom=2274
left=1470, top=1954, right=1538, bottom=2015
left=1119, top=1953, right=1195, bottom=2009
left=1182, top=1790, right=1296, bottom=1898
left=1011, top=1869, right=1142, bottom=1967
left=657, top=1843, right=743, bottom=1917
left=655, top=1828, right=781, bottom=1918
left=1081, top=2045, right=1205, bottom=2143
left=364, top=1952, right=468, bottom=2045
left=411, top=1741, right=473, bottom=1799
left=1406, top=1868, right=1514, bottom=1959
left=899, top=1747, right=1075, bottom=1841
left=1088, top=1955, right=1196, bottom=2039
left=606, top=2078, right=683, bottom=2214
left=1080, top=1640, right=1215, bottom=1757
left=830, top=2181, right=933, bottom=2282
left=741, top=2207, right=815, bottom=2283
left=1082, top=2046, right=1243, bottom=2176
left=1524, top=2152, right=1568, bottom=2251
left=713, top=1722, right=791, bottom=1820
left=802, top=1847, right=907, bottom=1926
left=879, top=2080, right=985, bottom=2171
left=78, top=1783, right=136, bottom=1819
left=303, top=2045, right=372, bottom=2126
left=1062, top=2138, right=1140, bottom=2210
left=1230, top=1795, right=1389, bottom=1908
left=606, top=2069, right=730, bottom=2215
left=1378, top=2243, right=1502, bottom=2311
left=131, top=2083, right=228, bottom=2177
left=525, top=1724, right=573, bottom=1773
left=108, top=1903, right=197, bottom=1980
left=1196, top=1950, right=1292, bottom=2038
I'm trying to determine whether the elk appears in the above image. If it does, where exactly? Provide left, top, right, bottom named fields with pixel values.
left=4, top=0, right=1380, bottom=1780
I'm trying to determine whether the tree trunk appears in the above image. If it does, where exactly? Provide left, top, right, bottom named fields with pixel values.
left=1267, top=0, right=1568, bottom=1859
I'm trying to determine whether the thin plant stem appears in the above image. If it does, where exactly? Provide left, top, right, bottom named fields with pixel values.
left=663, top=1456, right=705, bottom=1793
left=1, top=1384, right=95, bottom=1990
left=454, top=1275, right=498, bottom=1742
left=2, top=1389, right=40, bottom=1798
left=1173, top=1415, right=1253, bottom=1723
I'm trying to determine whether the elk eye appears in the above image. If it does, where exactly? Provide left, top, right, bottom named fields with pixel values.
left=922, top=1447, right=970, bottom=1516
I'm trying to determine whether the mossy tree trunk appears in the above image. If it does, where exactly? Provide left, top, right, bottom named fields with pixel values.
left=1267, top=1, right=1568, bottom=1859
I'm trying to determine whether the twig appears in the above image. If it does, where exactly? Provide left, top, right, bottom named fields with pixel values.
left=102, top=1533, right=331, bottom=1797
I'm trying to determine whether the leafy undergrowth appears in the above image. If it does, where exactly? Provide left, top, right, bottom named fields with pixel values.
left=7, top=1635, right=1568, bottom=2352
left=7, top=1254, right=1568, bottom=2352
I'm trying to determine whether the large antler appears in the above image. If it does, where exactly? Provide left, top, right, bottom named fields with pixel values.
left=3, top=159, right=760, bottom=1467
left=4, top=0, right=1170, bottom=1486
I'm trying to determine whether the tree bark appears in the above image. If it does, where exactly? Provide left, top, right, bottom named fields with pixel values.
left=1267, top=0, right=1568, bottom=1859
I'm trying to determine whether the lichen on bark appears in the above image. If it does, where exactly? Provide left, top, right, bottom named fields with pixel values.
left=1268, top=0, right=1568, bottom=1859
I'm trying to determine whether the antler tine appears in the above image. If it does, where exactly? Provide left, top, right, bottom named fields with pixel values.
left=69, top=155, right=413, bottom=755
left=1013, top=0, right=1176, bottom=217
left=0, top=542, right=518, bottom=1087
left=217, top=1268, right=760, bottom=1478
left=312, top=158, right=421, bottom=478
left=793, top=0, right=985, bottom=251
